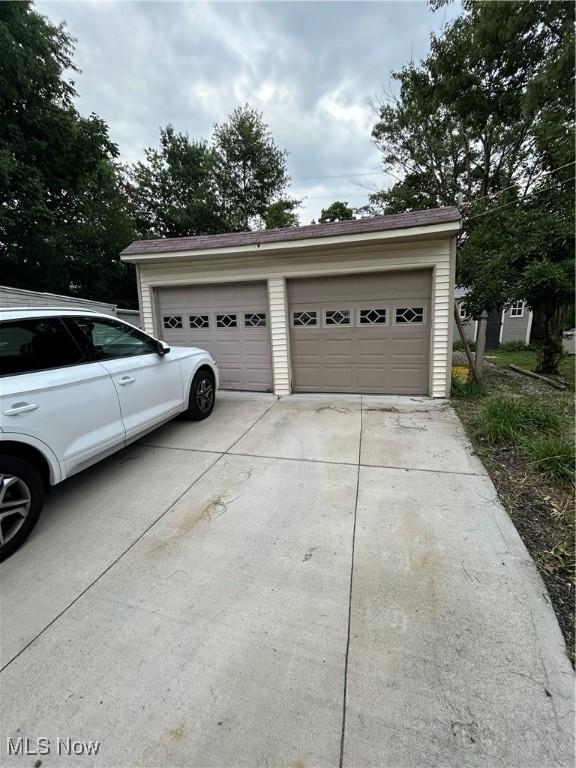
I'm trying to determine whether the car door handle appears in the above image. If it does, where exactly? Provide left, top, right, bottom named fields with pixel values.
left=3, top=402, right=39, bottom=416
left=118, top=376, right=136, bottom=385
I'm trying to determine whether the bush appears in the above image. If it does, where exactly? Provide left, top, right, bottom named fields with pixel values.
left=472, top=397, right=562, bottom=444
left=451, top=377, right=486, bottom=400
left=522, top=436, right=575, bottom=484
left=453, top=339, right=476, bottom=352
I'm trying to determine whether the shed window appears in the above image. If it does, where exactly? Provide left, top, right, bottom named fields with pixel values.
left=458, top=303, right=468, bottom=320
left=509, top=301, right=525, bottom=318
left=163, top=315, right=183, bottom=329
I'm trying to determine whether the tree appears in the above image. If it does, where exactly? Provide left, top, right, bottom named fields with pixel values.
left=0, top=2, right=136, bottom=304
left=371, top=0, right=574, bottom=373
left=318, top=201, right=355, bottom=223
left=212, top=105, right=290, bottom=230
left=127, top=125, right=224, bottom=239
left=264, top=198, right=300, bottom=229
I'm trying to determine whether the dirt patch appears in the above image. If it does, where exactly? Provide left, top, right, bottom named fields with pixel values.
left=454, top=363, right=575, bottom=664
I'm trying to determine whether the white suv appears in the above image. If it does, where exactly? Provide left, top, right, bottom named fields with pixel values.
left=0, top=308, right=219, bottom=560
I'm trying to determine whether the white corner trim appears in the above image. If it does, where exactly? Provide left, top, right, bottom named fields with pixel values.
left=499, top=309, right=505, bottom=344
left=267, top=277, right=291, bottom=396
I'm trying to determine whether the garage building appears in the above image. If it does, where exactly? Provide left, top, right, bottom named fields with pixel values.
left=120, top=208, right=460, bottom=397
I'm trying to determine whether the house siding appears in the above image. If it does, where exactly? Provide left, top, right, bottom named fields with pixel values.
left=134, top=237, right=456, bottom=398
left=501, top=307, right=532, bottom=344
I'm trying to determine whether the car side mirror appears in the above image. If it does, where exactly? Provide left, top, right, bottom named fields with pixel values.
left=156, top=340, right=171, bottom=356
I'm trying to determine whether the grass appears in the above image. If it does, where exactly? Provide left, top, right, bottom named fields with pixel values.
left=488, top=349, right=575, bottom=383
left=521, top=436, right=575, bottom=485
left=472, top=396, right=562, bottom=444
left=450, top=376, right=486, bottom=400
left=452, top=355, right=575, bottom=663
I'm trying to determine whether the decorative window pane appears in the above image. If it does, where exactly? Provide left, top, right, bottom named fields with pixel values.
left=163, top=315, right=183, bottom=329
left=189, top=314, right=210, bottom=329
left=293, top=311, right=317, bottom=327
left=509, top=301, right=525, bottom=318
left=244, top=312, right=266, bottom=328
left=325, top=309, right=351, bottom=326
left=395, top=307, right=424, bottom=324
left=216, top=313, right=237, bottom=329
left=359, top=308, right=387, bottom=325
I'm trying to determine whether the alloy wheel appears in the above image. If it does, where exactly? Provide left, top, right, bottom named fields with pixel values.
left=196, top=377, right=214, bottom=413
left=0, top=474, right=32, bottom=547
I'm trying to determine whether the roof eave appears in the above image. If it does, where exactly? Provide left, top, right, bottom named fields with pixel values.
left=120, top=219, right=461, bottom=263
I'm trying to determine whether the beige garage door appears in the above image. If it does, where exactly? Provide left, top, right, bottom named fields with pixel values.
left=157, top=282, right=273, bottom=391
left=288, top=270, right=431, bottom=395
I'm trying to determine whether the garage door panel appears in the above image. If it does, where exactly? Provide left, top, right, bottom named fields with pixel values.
left=289, top=270, right=431, bottom=395
left=157, top=283, right=272, bottom=392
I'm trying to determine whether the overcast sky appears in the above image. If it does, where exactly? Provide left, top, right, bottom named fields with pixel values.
left=37, top=0, right=460, bottom=224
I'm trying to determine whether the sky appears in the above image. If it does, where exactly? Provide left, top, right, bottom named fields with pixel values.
left=37, top=0, right=461, bottom=224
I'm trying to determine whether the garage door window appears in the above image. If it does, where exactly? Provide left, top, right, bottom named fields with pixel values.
left=359, top=308, right=387, bottom=325
left=189, top=314, right=210, bottom=329
left=244, top=312, right=267, bottom=328
left=216, top=313, right=237, bottom=328
left=293, top=310, right=317, bottom=327
left=163, top=315, right=183, bottom=329
left=395, top=307, right=424, bottom=324
left=324, top=309, right=351, bottom=327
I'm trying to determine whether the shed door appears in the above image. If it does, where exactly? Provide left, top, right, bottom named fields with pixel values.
left=288, top=270, right=431, bottom=395
left=157, top=282, right=273, bottom=391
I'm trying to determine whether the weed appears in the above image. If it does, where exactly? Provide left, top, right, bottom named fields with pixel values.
left=522, top=435, right=575, bottom=484
left=472, top=397, right=562, bottom=444
left=451, top=377, right=486, bottom=400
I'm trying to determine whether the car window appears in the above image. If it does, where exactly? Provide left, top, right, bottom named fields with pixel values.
left=72, top=317, right=157, bottom=361
left=0, top=318, right=85, bottom=376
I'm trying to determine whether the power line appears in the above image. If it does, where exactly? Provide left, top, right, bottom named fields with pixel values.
left=466, top=175, right=575, bottom=220
left=462, top=160, right=576, bottom=208
left=293, top=170, right=384, bottom=181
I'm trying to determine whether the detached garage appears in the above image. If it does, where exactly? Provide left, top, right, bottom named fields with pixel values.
left=121, top=208, right=460, bottom=397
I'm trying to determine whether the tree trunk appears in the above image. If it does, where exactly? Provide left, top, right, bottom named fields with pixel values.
left=536, top=306, right=563, bottom=375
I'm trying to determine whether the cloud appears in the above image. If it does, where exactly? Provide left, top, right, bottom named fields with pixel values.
left=37, top=0, right=460, bottom=223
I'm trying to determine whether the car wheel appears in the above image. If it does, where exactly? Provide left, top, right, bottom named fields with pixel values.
left=185, top=370, right=216, bottom=421
left=0, top=456, right=45, bottom=562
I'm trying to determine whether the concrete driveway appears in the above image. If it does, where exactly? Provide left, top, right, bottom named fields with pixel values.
left=1, top=393, right=573, bottom=767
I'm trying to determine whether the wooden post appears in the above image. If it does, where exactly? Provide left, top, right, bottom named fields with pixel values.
left=453, top=305, right=479, bottom=382
left=475, top=310, right=488, bottom=378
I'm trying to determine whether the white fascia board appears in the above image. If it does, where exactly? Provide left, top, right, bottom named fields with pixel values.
left=120, top=220, right=461, bottom=263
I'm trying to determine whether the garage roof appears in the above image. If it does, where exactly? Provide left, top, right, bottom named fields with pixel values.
left=121, top=206, right=461, bottom=258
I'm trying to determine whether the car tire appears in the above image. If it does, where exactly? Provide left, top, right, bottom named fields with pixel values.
left=184, top=369, right=216, bottom=421
left=0, top=455, right=45, bottom=562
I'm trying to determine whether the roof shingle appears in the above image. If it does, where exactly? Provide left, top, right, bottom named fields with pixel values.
left=121, top=206, right=460, bottom=257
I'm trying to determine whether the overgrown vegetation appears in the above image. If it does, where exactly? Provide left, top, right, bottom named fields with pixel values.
left=453, top=349, right=575, bottom=661
left=472, top=397, right=561, bottom=444
left=522, top=436, right=575, bottom=485
left=450, top=377, right=485, bottom=400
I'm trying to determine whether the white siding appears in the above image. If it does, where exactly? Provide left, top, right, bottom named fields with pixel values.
left=134, top=237, right=456, bottom=398
left=267, top=278, right=290, bottom=396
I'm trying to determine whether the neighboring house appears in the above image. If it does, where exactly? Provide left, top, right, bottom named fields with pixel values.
left=0, top=286, right=141, bottom=327
left=455, top=287, right=533, bottom=349
left=120, top=207, right=461, bottom=397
